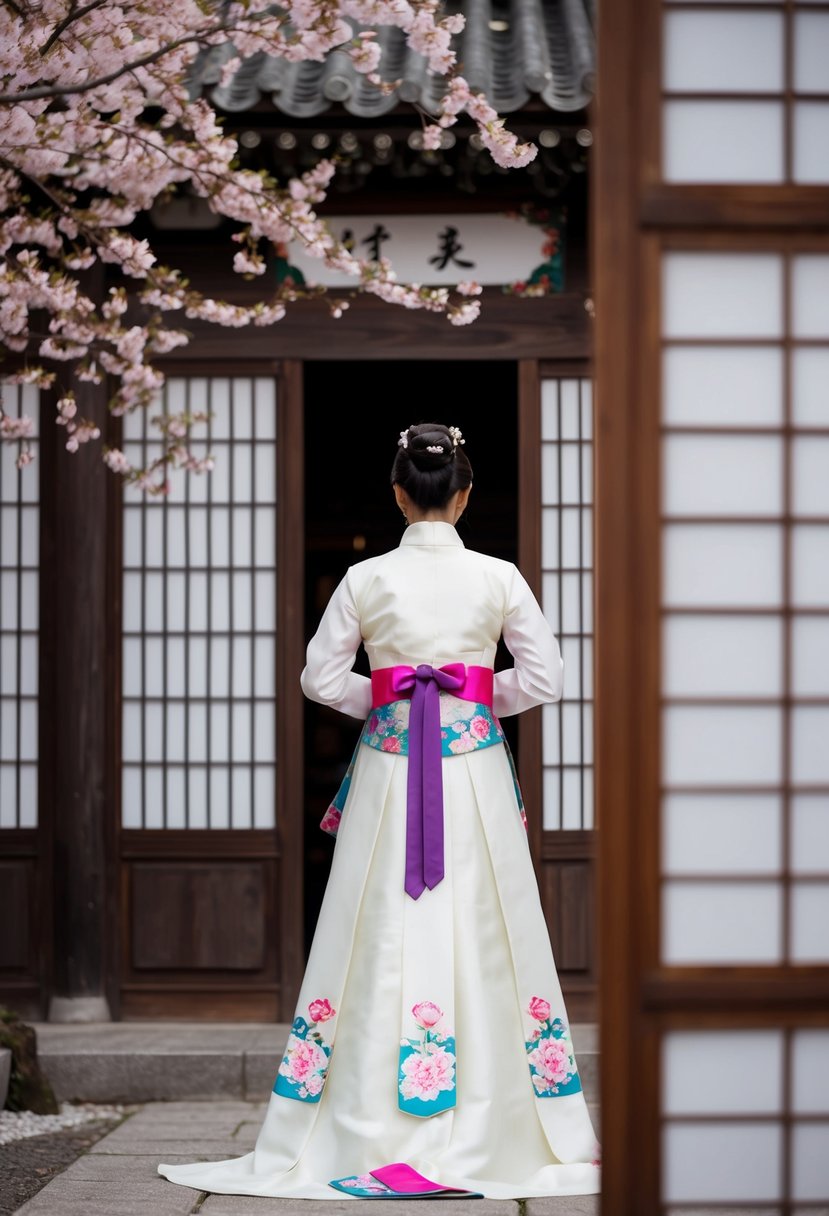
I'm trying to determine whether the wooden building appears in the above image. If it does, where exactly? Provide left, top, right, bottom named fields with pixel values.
left=3, top=0, right=829, bottom=1209
left=0, top=1, right=598, bottom=1025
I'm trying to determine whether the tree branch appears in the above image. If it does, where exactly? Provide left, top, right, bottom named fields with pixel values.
left=40, top=0, right=110, bottom=56
left=0, top=11, right=289, bottom=104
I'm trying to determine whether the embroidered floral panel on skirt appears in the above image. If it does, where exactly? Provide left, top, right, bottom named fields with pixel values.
left=158, top=725, right=600, bottom=1200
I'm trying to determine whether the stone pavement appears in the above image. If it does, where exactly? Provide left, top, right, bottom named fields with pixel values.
left=13, top=1101, right=600, bottom=1216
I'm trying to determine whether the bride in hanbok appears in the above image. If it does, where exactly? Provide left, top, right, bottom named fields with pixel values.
left=158, top=422, right=601, bottom=1200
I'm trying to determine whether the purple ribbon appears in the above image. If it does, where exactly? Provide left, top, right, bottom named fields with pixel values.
left=392, top=663, right=466, bottom=900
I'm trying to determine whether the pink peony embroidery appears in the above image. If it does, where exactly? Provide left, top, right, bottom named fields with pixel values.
left=308, top=997, right=336, bottom=1023
left=319, top=805, right=341, bottom=833
left=528, top=1037, right=572, bottom=1086
left=448, top=732, right=476, bottom=754
left=399, top=1047, right=455, bottom=1102
left=469, top=714, right=491, bottom=740
left=342, top=1175, right=388, bottom=1192
left=381, top=736, right=402, bottom=753
left=304, top=1071, right=324, bottom=1096
left=279, top=1036, right=326, bottom=1082
left=528, top=995, right=551, bottom=1021
left=412, top=1000, right=443, bottom=1029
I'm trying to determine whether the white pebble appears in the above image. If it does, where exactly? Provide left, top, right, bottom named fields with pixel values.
left=0, top=1103, right=125, bottom=1145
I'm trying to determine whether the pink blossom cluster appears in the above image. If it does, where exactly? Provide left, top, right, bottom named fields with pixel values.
left=0, top=1, right=537, bottom=484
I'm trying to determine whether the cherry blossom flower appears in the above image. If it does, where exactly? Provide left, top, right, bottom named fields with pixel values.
left=0, top=1, right=537, bottom=483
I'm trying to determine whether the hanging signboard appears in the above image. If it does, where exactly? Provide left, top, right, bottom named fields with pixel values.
left=278, top=208, right=565, bottom=296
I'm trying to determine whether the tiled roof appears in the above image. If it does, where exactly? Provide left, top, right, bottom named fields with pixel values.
left=198, top=0, right=595, bottom=119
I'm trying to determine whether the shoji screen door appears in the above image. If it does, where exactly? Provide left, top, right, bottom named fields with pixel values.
left=520, top=364, right=596, bottom=1020
left=0, top=384, right=40, bottom=1009
left=117, top=365, right=304, bottom=1020
left=596, top=2, right=829, bottom=1213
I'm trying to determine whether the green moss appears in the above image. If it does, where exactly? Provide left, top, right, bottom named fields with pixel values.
left=0, top=1006, right=58, bottom=1114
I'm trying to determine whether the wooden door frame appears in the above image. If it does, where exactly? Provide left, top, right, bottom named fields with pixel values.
left=276, top=359, right=305, bottom=1018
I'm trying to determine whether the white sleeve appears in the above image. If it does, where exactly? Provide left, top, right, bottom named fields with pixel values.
left=300, top=569, right=372, bottom=720
left=492, top=565, right=564, bottom=717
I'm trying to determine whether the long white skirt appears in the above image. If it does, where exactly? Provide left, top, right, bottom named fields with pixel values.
left=158, top=741, right=601, bottom=1200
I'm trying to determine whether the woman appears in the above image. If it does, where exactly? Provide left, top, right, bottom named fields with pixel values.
left=158, top=422, right=600, bottom=1200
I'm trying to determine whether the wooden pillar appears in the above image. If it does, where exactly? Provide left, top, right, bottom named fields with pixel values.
left=42, top=331, right=113, bottom=1022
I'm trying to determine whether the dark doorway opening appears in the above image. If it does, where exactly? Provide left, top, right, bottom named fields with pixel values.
left=302, top=360, right=519, bottom=953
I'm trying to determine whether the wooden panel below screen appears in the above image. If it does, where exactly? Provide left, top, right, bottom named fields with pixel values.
left=0, top=860, right=31, bottom=969
left=539, top=831, right=597, bottom=1020
left=129, top=861, right=268, bottom=971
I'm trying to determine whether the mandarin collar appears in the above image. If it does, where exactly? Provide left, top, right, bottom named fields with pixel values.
left=399, top=520, right=464, bottom=548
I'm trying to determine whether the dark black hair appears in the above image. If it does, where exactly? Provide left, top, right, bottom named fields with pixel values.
left=390, top=422, right=473, bottom=511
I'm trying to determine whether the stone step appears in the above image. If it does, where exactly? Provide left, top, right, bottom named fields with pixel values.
left=33, top=1022, right=599, bottom=1106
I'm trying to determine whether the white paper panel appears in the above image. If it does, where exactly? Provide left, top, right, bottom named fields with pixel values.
left=661, top=338, right=777, bottom=428
left=541, top=447, right=559, bottom=505
left=254, top=765, right=276, bottom=828
left=232, top=703, right=251, bottom=763
left=664, top=10, right=783, bottom=92
left=793, top=526, right=829, bottom=606
left=254, top=444, right=277, bottom=500
left=792, top=1030, right=829, bottom=1114
left=541, top=379, right=593, bottom=441
left=664, top=706, right=782, bottom=786
left=232, top=767, right=251, bottom=829
left=794, top=11, right=829, bottom=91
left=790, top=882, right=829, bottom=962
left=792, top=255, right=829, bottom=338
left=209, top=765, right=229, bottom=828
left=254, top=378, right=277, bottom=442
left=793, top=348, right=829, bottom=427
left=794, top=103, right=829, bottom=185
left=18, top=765, right=36, bottom=827
left=1, top=572, right=17, bottom=630
left=792, top=617, right=829, bottom=695
left=663, top=435, right=782, bottom=517
left=541, top=508, right=589, bottom=570
left=663, top=794, right=781, bottom=874
left=560, top=636, right=592, bottom=699
left=20, top=572, right=37, bottom=629
left=189, top=704, right=207, bottom=762
left=231, top=378, right=252, bottom=440
left=663, top=1030, right=784, bottom=1115
left=663, top=882, right=783, bottom=964
left=663, top=254, right=783, bottom=339
left=663, top=616, right=782, bottom=697
left=542, top=572, right=590, bottom=633
left=664, top=101, right=785, bottom=184
left=208, top=378, right=230, bottom=440
left=254, top=637, right=276, bottom=698
left=663, top=525, right=782, bottom=607
left=791, top=796, right=829, bottom=873
left=792, top=1122, right=829, bottom=1201
left=791, top=707, right=829, bottom=783
left=121, top=376, right=278, bottom=829
left=663, top=1122, right=782, bottom=1203
left=542, top=768, right=560, bottom=830
left=792, top=437, right=829, bottom=516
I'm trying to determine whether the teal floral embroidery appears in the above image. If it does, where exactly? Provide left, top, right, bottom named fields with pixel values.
left=503, top=734, right=528, bottom=832
left=319, top=696, right=527, bottom=840
left=319, top=741, right=361, bottom=837
left=274, top=998, right=336, bottom=1102
left=398, top=1000, right=456, bottom=1117
left=525, top=996, right=582, bottom=1097
left=362, top=696, right=504, bottom=757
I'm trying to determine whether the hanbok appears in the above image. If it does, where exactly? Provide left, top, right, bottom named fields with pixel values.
left=158, top=519, right=601, bottom=1200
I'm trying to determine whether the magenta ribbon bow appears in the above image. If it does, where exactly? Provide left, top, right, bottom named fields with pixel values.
left=392, top=662, right=467, bottom=900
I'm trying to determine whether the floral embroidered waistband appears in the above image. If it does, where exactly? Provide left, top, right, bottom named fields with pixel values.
left=369, top=665, right=495, bottom=901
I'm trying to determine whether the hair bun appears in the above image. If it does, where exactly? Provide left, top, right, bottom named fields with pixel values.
left=408, top=427, right=453, bottom=470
